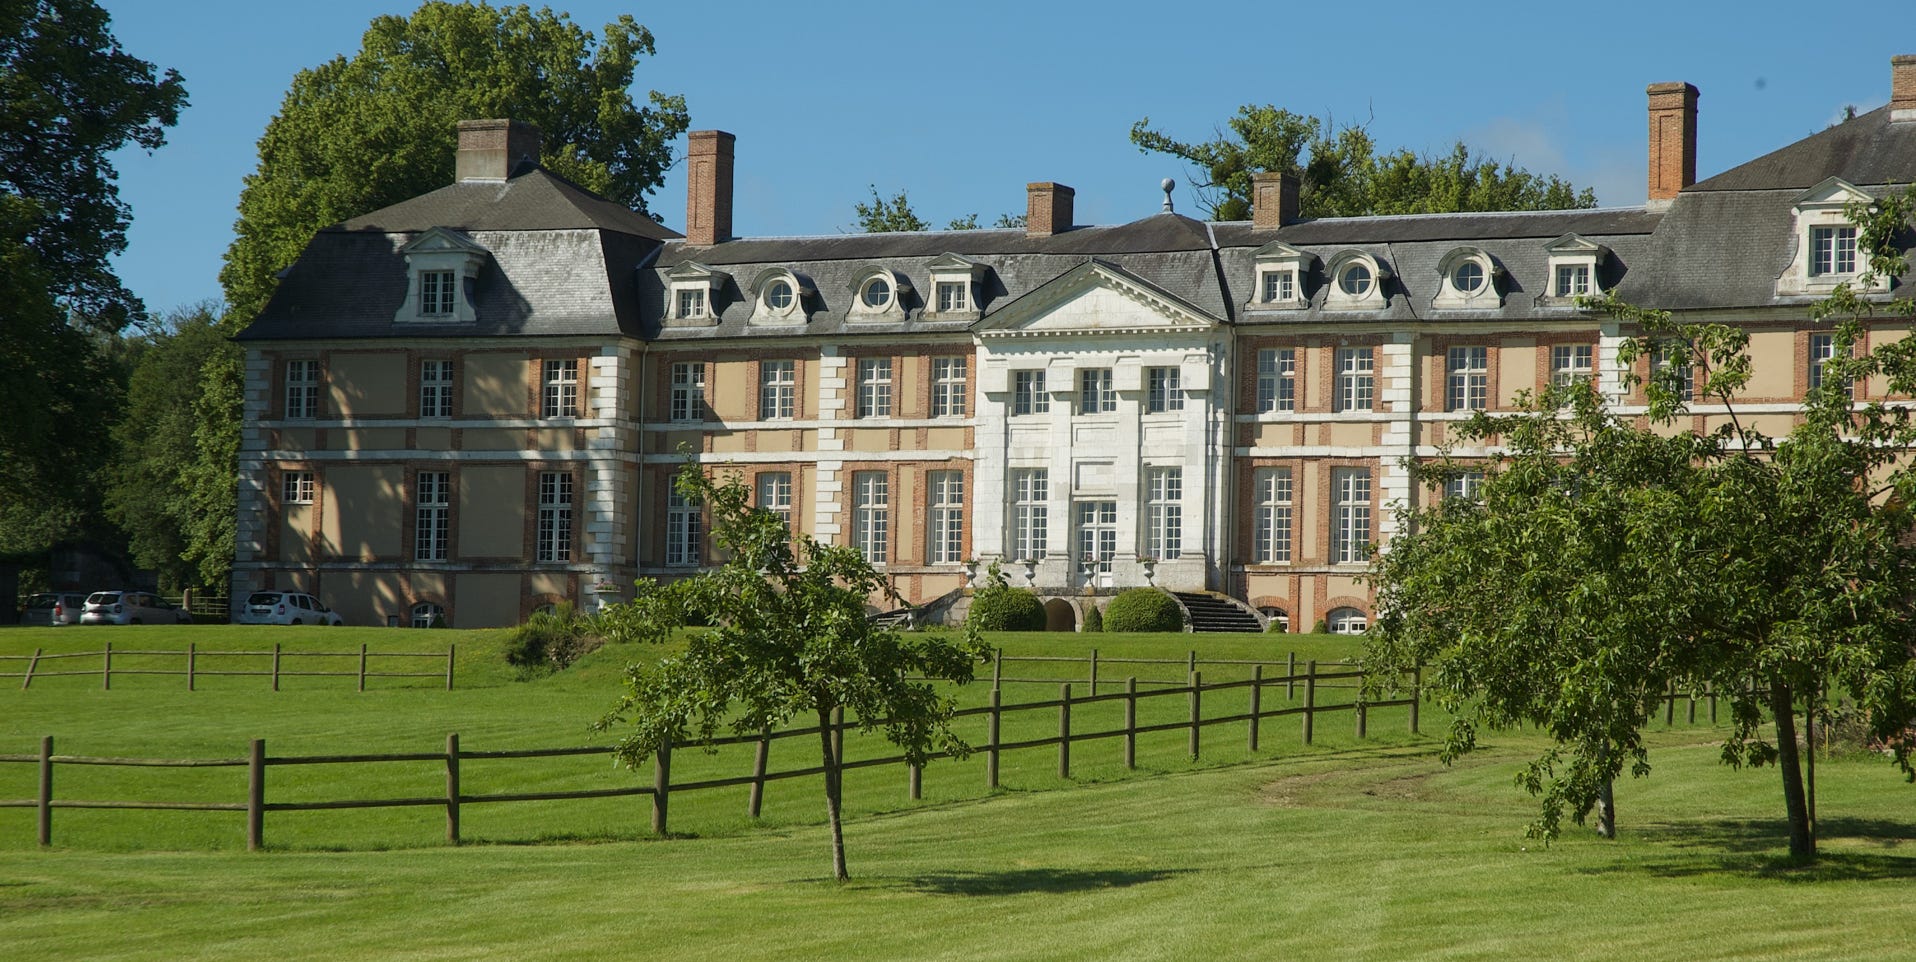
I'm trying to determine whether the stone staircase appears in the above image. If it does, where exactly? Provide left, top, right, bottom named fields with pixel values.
left=1171, top=591, right=1264, bottom=633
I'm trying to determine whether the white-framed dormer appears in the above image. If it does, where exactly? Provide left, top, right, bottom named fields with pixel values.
left=1247, top=240, right=1312, bottom=310
left=393, top=228, right=489, bottom=324
left=1323, top=249, right=1391, bottom=311
left=665, top=261, right=727, bottom=328
left=922, top=253, right=984, bottom=321
left=1775, top=177, right=1888, bottom=298
left=747, top=267, right=812, bottom=326
left=1541, top=233, right=1610, bottom=306
left=848, top=265, right=910, bottom=322
left=1431, top=246, right=1504, bottom=310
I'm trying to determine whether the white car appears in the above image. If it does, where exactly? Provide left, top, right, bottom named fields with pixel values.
left=80, top=591, right=194, bottom=625
left=238, top=591, right=345, bottom=626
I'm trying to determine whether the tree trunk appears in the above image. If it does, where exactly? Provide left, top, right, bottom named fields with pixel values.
left=817, top=706, right=848, bottom=881
left=1595, top=777, right=1616, bottom=839
left=1769, top=683, right=1815, bottom=862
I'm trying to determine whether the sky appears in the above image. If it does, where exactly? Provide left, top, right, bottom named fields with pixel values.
left=101, top=0, right=1909, bottom=321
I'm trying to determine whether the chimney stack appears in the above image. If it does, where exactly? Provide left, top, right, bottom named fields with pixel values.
left=685, top=130, right=735, bottom=247
left=1892, top=55, right=1916, bottom=123
left=456, top=119, right=542, bottom=184
left=1646, top=82, right=1698, bottom=207
left=1252, top=171, right=1300, bottom=229
left=1026, top=182, right=1075, bottom=238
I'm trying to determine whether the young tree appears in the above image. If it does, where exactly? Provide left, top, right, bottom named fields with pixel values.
left=1130, top=105, right=1595, bottom=221
left=596, top=463, right=990, bottom=881
left=852, top=186, right=931, bottom=233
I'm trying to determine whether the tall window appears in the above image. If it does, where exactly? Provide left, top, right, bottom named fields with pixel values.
left=926, top=470, right=964, bottom=564
left=542, top=359, right=579, bottom=418
left=755, top=472, right=792, bottom=530
left=1336, top=348, right=1374, bottom=412
left=1013, top=370, right=1050, bottom=415
left=536, top=472, right=573, bottom=563
left=420, top=270, right=456, bottom=316
left=666, top=488, right=701, bottom=566
left=758, top=360, right=795, bottom=420
left=1811, top=226, right=1858, bottom=276
left=282, top=471, right=315, bottom=505
left=1254, top=468, right=1292, bottom=563
left=1146, top=367, right=1184, bottom=413
left=1009, top=469, right=1048, bottom=561
left=1078, top=368, right=1115, bottom=414
left=1550, top=344, right=1594, bottom=388
left=932, top=357, right=968, bottom=417
left=1144, top=468, right=1182, bottom=560
left=1257, top=348, right=1296, bottom=413
left=1332, top=468, right=1372, bottom=564
left=1076, top=501, right=1118, bottom=577
left=670, top=362, right=705, bottom=422
left=852, top=471, right=889, bottom=563
left=415, top=471, right=449, bottom=561
left=285, top=360, right=320, bottom=420
left=1648, top=342, right=1694, bottom=402
left=1443, top=470, right=1484, bottom=502
left=420, top=359, right=453, bottom=418
left=1809, top=332, right=1851, bottom=396
left=1446, top=346, right=1489, bottom=412
left=1554, top=264, right=1591, bottom=297
left=857, top=358, right=893, bottom=418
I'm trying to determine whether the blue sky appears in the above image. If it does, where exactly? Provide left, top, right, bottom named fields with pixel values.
left=103, top=0, right=1907, bottom=321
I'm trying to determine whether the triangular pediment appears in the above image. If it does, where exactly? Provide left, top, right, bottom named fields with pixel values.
left=399, top=226, right=488, bottom=256
left=1545, top=232, right=1608, bottom=255
left=927, top=252, right=982, bottom=272
left=1252, top=240, right=1310, bottom=261
left=666, top=260, right=727, bottom=282
left=1794, top=176, right=1873, bottom=211
left=977, top=259, right=1221, bottom=336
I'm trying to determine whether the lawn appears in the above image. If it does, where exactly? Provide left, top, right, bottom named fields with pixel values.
left=2, top=624, right=1911, bottom=960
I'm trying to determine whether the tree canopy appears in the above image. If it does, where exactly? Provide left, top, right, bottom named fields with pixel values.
left=1131, top=105, right=1595, bottom=221
left=597, top=462, right=988, bottom=881
left=219, top=1, right=689, bottom=320
left=853, top=186, right=1024, bottom=233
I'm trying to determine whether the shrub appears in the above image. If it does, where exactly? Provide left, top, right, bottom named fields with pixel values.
left=504, top=602, right=602, bottom=671
left=1103, top=588, right=1184, bottom=633
left=1312, top=618, right=1330, bottom=634
left=966, top=562, right=1047, bottom=631
left=1081, top=602, right=1103, bottom=633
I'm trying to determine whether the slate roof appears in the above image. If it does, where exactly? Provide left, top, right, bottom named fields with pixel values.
left=1689, top=105, right=1916, bottom=193
left=337, top=168, right=680, bottom=240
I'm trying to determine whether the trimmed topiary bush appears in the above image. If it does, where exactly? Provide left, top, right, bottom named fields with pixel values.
left=1081, top=602, right=1103, bottom=633
left=1103, top=588, right=1184, bottom=633
left=966, top=562, right=1047, bottom=631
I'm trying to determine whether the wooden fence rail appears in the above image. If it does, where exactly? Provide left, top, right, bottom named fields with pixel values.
left=0, top=643, right=455, bottom=691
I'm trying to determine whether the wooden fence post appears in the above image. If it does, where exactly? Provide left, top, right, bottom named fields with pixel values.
left=1303, top=660, right=1317, bottom=746
left=1356, top=697, right=1368, bottom=739
left=1410, top=666, right=1422, bottom=735
left=247, top=739, right=265, bottom=851
left=187, top=643, right=196, bottom=691
left=445, top=733, right=461, bottom=844
left=749, top=728, right=770, bottom=818
left=271, top=643, right=281, bottom=692
left=1058, top=684, right=1072, bottom=779
left=1089, top=648, right=1099, bottom=694
left=102, top=641, right=112, bottom=691
left=1188, top=671, right=1202, bottom=760
left=1124, top=677, right=1138, bottom=770
left=445, top=644, right=456, bottom=691
left=1249, top=665, right=1263, bottom=751
left=1687, top=689, right=1697, bottom=725
left=358, top=644, right=369, bottom=693
left=1187, top=650, right=1197, bottom=681
left=651, top=741, right=671, bottom=836
left=37, top=736, right=52, bottom=848
left=1286, top=651, right=1297, bottom=700
left=986, top=688, right=1001, bottom=790
left=21, top=647, right=40, bottom=690
left=992, top=650, right=1002, bottom=689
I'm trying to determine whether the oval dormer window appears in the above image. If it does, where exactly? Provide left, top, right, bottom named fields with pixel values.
left=1338, top=263, right=1373, bottom=296
left=765, top=279, right=794, bottom=311
left=860, top=277, right=892, bottom=309
left=1451, top=260, right=1484, bottom=294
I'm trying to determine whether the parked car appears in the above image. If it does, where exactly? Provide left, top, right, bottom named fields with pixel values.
left=80, top=591, right=194, bottom=625
left=20, top=592, right=89, bottom=626
left=237, top=591, right=345, bottom=627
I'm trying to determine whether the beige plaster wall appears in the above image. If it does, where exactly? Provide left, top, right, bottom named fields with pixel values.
left=321, top=465, right=403, bottom=560
left=328, top=353, right=406, bottom=417
left=459, top=466, right=525, bottom=557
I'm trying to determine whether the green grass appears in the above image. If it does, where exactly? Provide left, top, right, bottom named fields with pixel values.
left=2, top=625, right=1912, bottom=960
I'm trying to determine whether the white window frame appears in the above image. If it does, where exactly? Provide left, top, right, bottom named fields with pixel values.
left=936, top=281, right=968, bottom=313
left=1543, top=234, right=1608, bottom=306
left=1254, top=468, right=1292, bottom=564
left=932, top=356, right=968, bottom=418
left=536, top=471, right=573, bottom=563
left=1445, top=346, right=1489, bottom=412
left=284, top=360, right=320, bottom=420
left=1145, top=367, right=1184, bottom=413
left=410, top=602, right=445, bottom=629
left=1809, top=332, right=1851, bottom=396
left=1257, top=348, right=1296, bottom=413
left=1009, top=469, right=1048, bottom=561
left=1012, top=370, right=1050, bottom=416
left=1550, top=344, right=1594, bottom=388
left=1648, top=341, right=1695, bottom=402
left=666, top=487, right=701, bottom=566
left=1078, top=368, right=1115, bottom=414
left=415, top=471, right=449, bottom=562
left=856, top=358, right=893, bottom=418
left=420, top=270, right=457, bottom=316
left=282, top=471, right=315, bottom=505
left=1810, top=226, right=1858, bottom=278
left=1336, top=348, right=1374, bottom=413
left=756, top=472, right=792, bottom=529
left=1332, top=468, right=1372, bottom=565
left=852, top=471, right=889, bottom=564
left=542, top=359, right=579, bottom=418
left=758, top=360, right=795, bottom=421
left=1144, top=467, right=1182, bottom=560
left=1249, top=241, right=1311, bottom=310
left=420, top=359, right=453, bottom=419
left=670, top=362, right=706, bottom=423
left=1324, top=251, right=1389, bottom=311
left=926, top=470, right=965, bottom=564
left=1443, top=470, right=1484, bottom=502
left=676, top=287, right=707, bottom=320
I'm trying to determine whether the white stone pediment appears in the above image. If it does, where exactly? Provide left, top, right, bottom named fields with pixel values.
left=978, top=260, right=1220, bottom=337
left=399, top=226, right=488, bottom=256
left=1794, top=176, right=1873, bottom=212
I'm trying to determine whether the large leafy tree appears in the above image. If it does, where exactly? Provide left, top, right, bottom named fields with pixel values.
left=1131, top=105, right=1595, bottom=220
left=597, top=463, right=989, bottom=882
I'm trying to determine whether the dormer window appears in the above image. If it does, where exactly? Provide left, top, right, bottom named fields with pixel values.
left=861, top=276, right=892, bottom=309
left=848, top=266, right=909, bottom=322
left=1324, top=251, right=1390, bottom=311
left=1261, top=270, right=1294, bottom=302
left=677, top=288, right=706, bottom=319
left=1433, top=248, right=1502, bottom=310
left=665, top=261, right=726, bottom=327
left=766, top=280, right=795, bottom=310
left=1776, top=178, right=1887, bottom=298
left=747, top=268, right=812, bottom=325
left=1810, top=226, right=1858, bottom=277
left=1339, top=263, right=1372, bottom=295
left=1555, top=264, right=1591, bottom=297
left=394, top=227, right=488, bottom=324
left=923, top=253, right=984, bottom=320
left=1542, top=234, right=1609, bottom=307
left=1247, top=241, right=1312, bottom=310
left=936, top=282, right=968, bottom=312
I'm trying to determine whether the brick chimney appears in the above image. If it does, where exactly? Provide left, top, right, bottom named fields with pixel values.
left=1252, top=171, right=1299, bottom=229
left=1646, top=82, right=1698, bottom=208
left=685, top=130, right=735, bottom=247
left=1893, top=55, right=1916, bottom=123
left=456, top=119, right=542, bottom=183
left=1026, top=183, right=1074, bottom=238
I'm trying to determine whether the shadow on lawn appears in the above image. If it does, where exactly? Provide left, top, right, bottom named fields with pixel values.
left=1581, top=817, right=1916, bottom=882
left=894, top=867, right=1192, bottom=896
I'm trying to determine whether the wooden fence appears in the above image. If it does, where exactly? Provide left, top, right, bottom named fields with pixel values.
left=2, top=658, right=1413, bottom=849
left=0, top=643, right=455, bottom=691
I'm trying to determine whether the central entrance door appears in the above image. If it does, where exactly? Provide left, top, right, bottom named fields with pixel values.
left=1075, top=500, right=1117, bottom=588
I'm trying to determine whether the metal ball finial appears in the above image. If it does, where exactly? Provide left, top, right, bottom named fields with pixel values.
left=1161, top=178, right=1176, bottom=213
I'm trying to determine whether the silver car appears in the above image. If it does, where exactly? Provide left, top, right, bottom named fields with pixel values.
left=80, top=591, right=194, bottom=625
left=20, top=592, right=88, bottom=626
